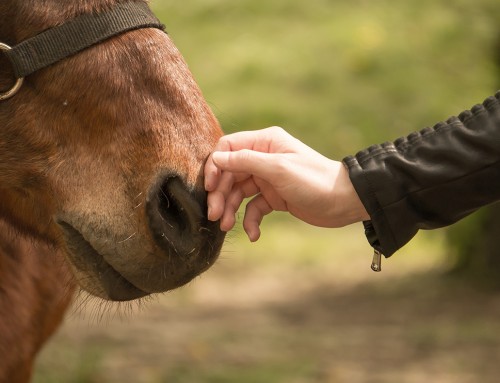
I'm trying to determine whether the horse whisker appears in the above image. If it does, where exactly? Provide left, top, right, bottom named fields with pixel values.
left=118, top=232, right=137, bottom=244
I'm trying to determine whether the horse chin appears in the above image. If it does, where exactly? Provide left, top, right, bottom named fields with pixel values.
left=58, top=221, right=149, bottom=301
left=57, top=220, right=224, bottom=301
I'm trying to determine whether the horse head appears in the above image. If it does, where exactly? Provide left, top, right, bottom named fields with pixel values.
left=0, top=0, right=225, bottom=301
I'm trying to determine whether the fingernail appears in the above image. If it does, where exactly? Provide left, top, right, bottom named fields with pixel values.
left=248, top=229, right=260, bottom=242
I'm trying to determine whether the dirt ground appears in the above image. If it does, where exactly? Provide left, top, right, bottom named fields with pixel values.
left=33, top=225, right=500, bottom=383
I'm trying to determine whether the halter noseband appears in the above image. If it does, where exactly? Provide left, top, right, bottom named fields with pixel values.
left=0, top=1, right=165, bottom=101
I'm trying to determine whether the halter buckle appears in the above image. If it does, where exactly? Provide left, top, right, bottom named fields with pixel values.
left=0, top=43, right=24, bottom=101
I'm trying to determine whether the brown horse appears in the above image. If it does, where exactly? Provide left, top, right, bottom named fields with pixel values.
left=0, top=0, right=225, bottom=381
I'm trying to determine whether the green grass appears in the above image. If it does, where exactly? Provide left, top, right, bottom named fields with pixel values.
left=33, top=344, right=104, bottom=383
left=162, top=361, right=317, bottom=383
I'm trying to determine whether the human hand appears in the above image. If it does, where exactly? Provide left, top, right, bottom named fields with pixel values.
left=204, top=127, right=369, bottom=241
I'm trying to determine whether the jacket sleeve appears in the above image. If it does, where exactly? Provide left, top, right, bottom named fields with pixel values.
left=342, top=91, right=500, bottom=257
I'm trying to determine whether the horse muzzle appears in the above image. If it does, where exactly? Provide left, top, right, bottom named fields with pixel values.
left=57, top=175, right=225, bottom=301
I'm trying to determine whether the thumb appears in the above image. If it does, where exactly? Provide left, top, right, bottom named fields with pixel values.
left=212, top=150, right=277, bottom=181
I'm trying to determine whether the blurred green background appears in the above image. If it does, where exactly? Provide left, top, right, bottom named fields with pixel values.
left=34, top=0, right=500, bottom=382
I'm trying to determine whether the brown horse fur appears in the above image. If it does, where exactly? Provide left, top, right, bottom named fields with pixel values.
left=0, top=0, right=225, bottom=381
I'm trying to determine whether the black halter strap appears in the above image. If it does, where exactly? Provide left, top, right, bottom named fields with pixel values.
left=2, top=1, right=165, bottom=80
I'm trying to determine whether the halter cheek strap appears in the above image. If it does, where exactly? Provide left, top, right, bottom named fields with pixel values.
left=0, top=1, right=165, bottom=101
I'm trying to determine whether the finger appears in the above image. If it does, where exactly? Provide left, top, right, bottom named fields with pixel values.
left=207, top=190, right=224, bottom=222
left=206, top=169, right=236, bottom=222
left=219, top=206, right=237, bottom=233
left=205, top=161, right=250, bottom=192
left=216, top=170, right=237, bottom=199
left=212, top=150, right=281, bottom=184
left=213, top=127, right=286, bottom=153
left=219, top=178, right=260, bottom=231
left=207, top=126, right=294, bottom=191
left=207, top=169, right=256, bottom=222
left=243, top=194, right=273, bottom=242
left=204, top=153, right=221, bottom=192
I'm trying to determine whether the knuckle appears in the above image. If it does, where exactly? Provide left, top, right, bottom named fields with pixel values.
left=236, top=149, right=253, bottom=162
left=228, top=190, right=243, bottom=209
left=268, top=126, right=285, bottom=135
left=216, top=135, right=231, bottom=150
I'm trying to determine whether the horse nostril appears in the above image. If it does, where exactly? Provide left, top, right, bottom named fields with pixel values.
left=147, top=175, right=206, bottom=255
left=158, top=176, right=202, bottom=234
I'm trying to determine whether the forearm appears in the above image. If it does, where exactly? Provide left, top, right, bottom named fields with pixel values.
left=343, top=91, right=500, bottom=257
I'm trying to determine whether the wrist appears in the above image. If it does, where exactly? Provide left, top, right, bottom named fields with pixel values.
left=331, top=162, right=370, bottom=226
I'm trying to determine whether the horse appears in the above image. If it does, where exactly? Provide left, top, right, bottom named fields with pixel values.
left=0, top=1, right=225, bottom=381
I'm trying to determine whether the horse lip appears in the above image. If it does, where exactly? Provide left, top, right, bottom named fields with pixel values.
left=58, top=221, right=149, bottom=301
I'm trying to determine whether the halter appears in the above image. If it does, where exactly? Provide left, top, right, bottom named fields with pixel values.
left=0, top=1, right=165, bottom=101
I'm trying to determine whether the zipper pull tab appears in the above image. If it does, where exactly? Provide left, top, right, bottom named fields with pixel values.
left=371, top=249, right=382, bottom=272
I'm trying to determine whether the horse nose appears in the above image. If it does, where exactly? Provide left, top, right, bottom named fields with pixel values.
left=146, top=175, right=207, bottom=255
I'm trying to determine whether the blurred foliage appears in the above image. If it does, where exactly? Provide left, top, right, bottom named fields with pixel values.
left=447, top=203, right=500, bottom=287
left=154, top=0, right=499, bottom=159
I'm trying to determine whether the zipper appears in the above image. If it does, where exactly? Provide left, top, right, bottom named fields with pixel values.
left=371, top=249, right=382, bottom=272
left=363, top=220, right=383, bottom=272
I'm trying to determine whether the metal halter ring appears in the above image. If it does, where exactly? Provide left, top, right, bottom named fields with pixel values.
left=0, top=42, right=24, bottom=101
